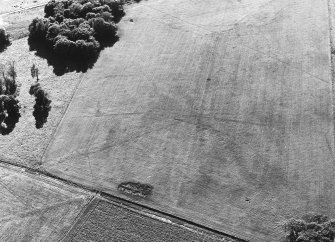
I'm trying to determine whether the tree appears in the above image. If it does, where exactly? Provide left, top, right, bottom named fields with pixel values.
left=28, top=18, right=50, bottom=40
left=7, top=61, right=16, bottom=83
left=0, top=62, right=20, bottom=135
left=283, top=213, right=335, bottom=242
left=28, top=0, right=133, bottom=66
left=0, top=62, right=17, bottom=96
left=29, top=83, right=51, bottom=129
left=0, top=28, right=10, bottom=48
left=89, top=17, right=117, bottom=40
left=0, top=95, right=20, bottom=135
left=31, top=64, right=39, bottom=82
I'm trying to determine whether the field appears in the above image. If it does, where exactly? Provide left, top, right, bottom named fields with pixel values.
left=1, top=6, right=45, bottom=40
left=38, top=0, right=334, bottom=241
left=0, top=0, right=48, bottom=15
left=0, top=163, right=90, bottom=241
left=0, top=0, right=333, bottom=241
left=64, top=198, right=232, bottom=242
left=0, top=164, right=224, bottom=242
left=0, top=38, right=84, bottom=166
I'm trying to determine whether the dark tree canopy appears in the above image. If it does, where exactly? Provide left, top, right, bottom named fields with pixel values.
left=0, top=28, right=11, bottom=51
left=29, top=82, right=51, bottom=129
left=28, top=0, right=124, bottom=61
left=0, top=62, right=20, bottom=135
left=283, top=213, right=335, bottom=242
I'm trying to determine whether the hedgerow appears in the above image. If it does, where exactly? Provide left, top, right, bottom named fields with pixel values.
left=29, top=0, right=124, bottom=59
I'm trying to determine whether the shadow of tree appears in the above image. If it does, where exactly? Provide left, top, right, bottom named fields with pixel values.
left=0, top=42, right=10, bottom=53
left=28, top=36, right=119, bottom=76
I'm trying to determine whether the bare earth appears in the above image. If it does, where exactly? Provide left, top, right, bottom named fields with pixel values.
left=39, top=0, right=334, bottom=241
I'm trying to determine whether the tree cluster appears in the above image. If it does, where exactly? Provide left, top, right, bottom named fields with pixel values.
left=29, top=82, right=52, bottom=129
left=283, top=213, right=335, bottom=242
left=0, top=62, right=20, bottom=135
left=0, top=28, right=10, bottom=50
left=28, top=0, right=124, bottom=59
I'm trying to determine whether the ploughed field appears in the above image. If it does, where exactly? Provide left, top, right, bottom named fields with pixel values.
left=39, top=0, right=335, bottom=241
left=63, top=198, right=232, bottom=242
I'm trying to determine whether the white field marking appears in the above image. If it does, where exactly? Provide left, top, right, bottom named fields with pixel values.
left=145, top=213, right=224, bottom=240
left=146, top=213, right=174, bottom=224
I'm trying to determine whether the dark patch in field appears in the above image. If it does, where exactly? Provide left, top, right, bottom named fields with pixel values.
left=118, top=181, right=153, bottom=198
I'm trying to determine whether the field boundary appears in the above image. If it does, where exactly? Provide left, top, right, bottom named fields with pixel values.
left=0, top=3, right=47, bottom=17
left=328, top=0, right=335, bottom=157
left=59, top=195, right=98, bottom=242
left=0, top=158, right=247, bottom=242
left=39, top=73, right=86, bottom=166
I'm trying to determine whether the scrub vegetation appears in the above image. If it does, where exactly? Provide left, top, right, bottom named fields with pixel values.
left=118, top=182, right=154, bottom=198
left=283, top=214, right=335, bottom=242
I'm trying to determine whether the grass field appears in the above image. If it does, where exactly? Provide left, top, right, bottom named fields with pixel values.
left=0, top=0, right=47, bottom=15
left=1, top=6, right=45, bottom=40
left=0, top=38, right=83, bottom=166
left=0, top=163, right=90, bottom=241
left=40, top=0, right=334, bottom=241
